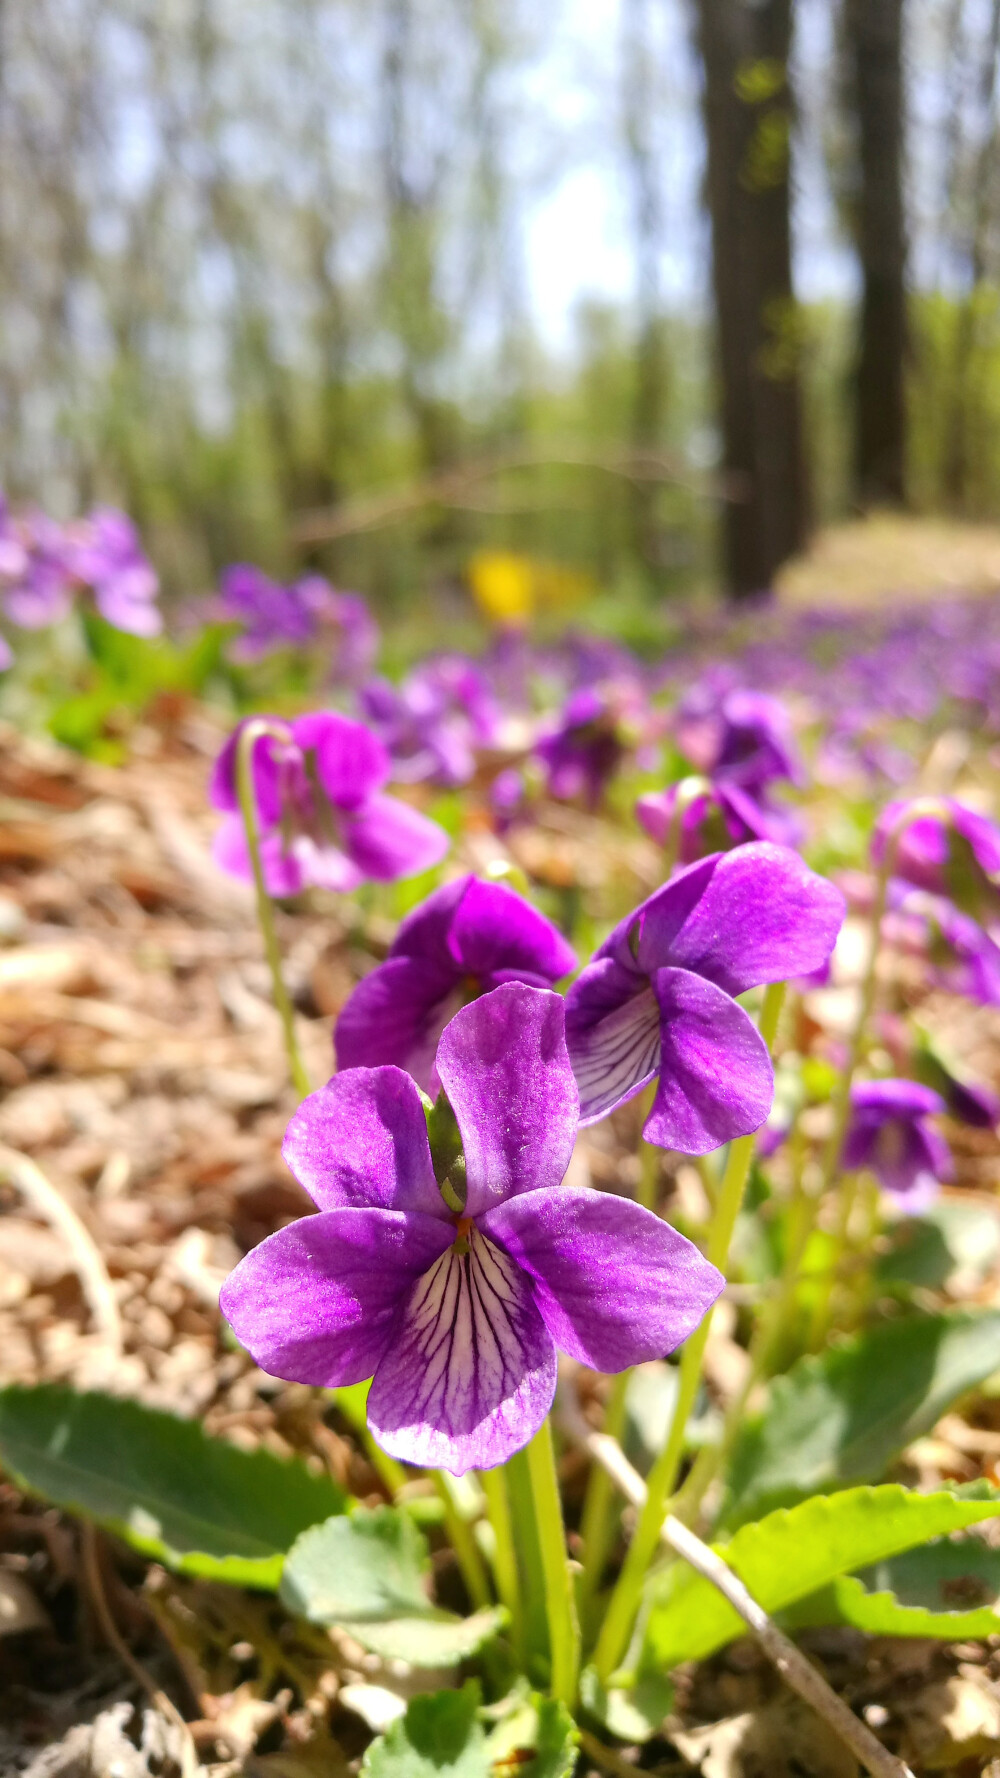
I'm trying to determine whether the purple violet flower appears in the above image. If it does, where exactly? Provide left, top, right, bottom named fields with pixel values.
left=361, top=658, right=500, bottom=788
left=219, top=564, right=316, bottom=660
left=885, top=889, right=1000, bottom=1007
left=842, top=1079, right=953, bottom=1213
left=335, top=874, right=576, bottom=1093
left=635, top=780, right=800, bottom=864
left=536, top=686, right=631, bottom=808
left=65, top=508, right=162, bottom=636
left=565, top=843, right=845, bottom=1153
left=220, top=983, right=724, bottom=1473
left=677, top=687, right=802, bottom=797
left=210, top=711, right=449, bottom=896
left=2, top=512, right=74, bottom=629
left=872, top=797, right=1000, bottom=920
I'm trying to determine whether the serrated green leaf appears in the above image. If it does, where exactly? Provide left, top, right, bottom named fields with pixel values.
left=361, top=1684, right=488, bottom=1776
left=0, top=1383, right=347, bottom=1587
left=790, top=1537, right=1000, bottom=1641
left=644, top=1484, right=1000, bottom=1671
left=725, top=1310, right=1000, bottom=1524
left=281, top=1508, right=507, bottom=1666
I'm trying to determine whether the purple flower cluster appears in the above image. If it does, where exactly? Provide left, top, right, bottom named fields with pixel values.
left=360, top=657, right=500, bottom=788
left=210, top=710, right=448, bottom=896
left=220, top=565, right=377, bottom=684
left=222, top=837, right=846, bottom=1471
left=0, top=496, right=161, bottom=650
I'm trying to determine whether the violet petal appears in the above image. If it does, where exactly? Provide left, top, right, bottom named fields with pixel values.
left=367, top=1226, right=557, bottom=1473
left=220, top=1207, right=453, bottom=1388
left=482, top=1185, right=724, bottom=1371
left=645, top=965, right=774, bottom=1154
left=435, top=982, right=579, bottom=1217
left=282, top=1066, right=448, bottom=1217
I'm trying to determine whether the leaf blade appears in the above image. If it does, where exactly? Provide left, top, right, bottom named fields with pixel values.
left=0, top=1383, right=347, bottom=1588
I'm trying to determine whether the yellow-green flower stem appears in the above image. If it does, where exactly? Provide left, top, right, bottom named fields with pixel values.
left=478, top=1464, right=523, bottom=1661
left=664, top=774, right=711, bottom=873
left=504, top=1443, right=550, bottom=1674
left=809, top=795, right=951, bottom=1344
left=525, top=1417, right=581, bottom=1707
left=235, top=718, right=312, bottom=1101
left=577, top=1370, right=629, bottom=1632
left=433, top=1473, right=492, bottom=1611
left=593, top=979, right=786, bottom=1682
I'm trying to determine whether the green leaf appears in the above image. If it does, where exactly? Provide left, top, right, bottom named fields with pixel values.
left=361, top=1684, right=488, bottom=1776
left=790, top=1537, right=1000, bottom=1641
left=0, top=1383, right=347, bottom=1588
left=486, top=1697, right=578, bottom=1777
left=724, top=1309, right=1000, bottom=1524
left=876, top=1202, right=1000, bottom=1293
left=579, top=1665, right=675, bottom=1744
left=280, top=1507, right=507, bottom=1666
left=643, top=1484, right=1000, bottom=1671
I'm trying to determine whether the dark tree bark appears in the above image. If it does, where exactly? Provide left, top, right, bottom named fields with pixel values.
left=844, top=0, right=908, bottom=507
left=696, top=0, right=809, bottom=600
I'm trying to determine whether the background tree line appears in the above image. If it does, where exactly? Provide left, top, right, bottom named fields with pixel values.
left=0, top=0, right=996, bottom=612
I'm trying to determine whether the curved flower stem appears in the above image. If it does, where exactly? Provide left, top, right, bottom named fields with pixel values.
left=433, top=1474, right=492, bottom=1611
left=577, top=1370, right=629, bottom=1632
left=593, top=979, right=786, bottom=1683
left=478, top=1465, right=523, bottom=1661
left=664, top=775, right=710, bottom=875
left=525, top=1417, right=580, bottom=1707
left=808, top=796, right=949, bottom=1344
left=235, top=718, right=312, bottom=1101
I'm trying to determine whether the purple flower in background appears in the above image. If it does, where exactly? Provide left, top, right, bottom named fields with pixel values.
left=843, top=1079, right=952, bottom=1213
left=335, top=873, right=576, bottom=1092
left=361, top=657, right=500, bottom=787
left=2, top=512, right=73, bottom=629
left=309, top=584, right=379, bottom=685
left=220, top=565, right=315, bottom=660
left=221, top=983, right=723, bottom=1473
left=677, top=687, right=802, bottom=796
left=636, top=780, right=800, bottom=864
left=537, top=686, right=631, bottom=807
left=66, top=508, right=161, bottom=636
left=885, top=889, right=1000, bottom=1007
left=210, top=710, right=449, bottom=896
left=873, top=797, right=1000, bottom=920
left=565, top=843, right=845, bottom=1153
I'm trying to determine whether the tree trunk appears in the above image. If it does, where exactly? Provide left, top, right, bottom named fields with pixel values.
left=696, top=0, right=809, bottom=600
left=844, top=0, right=907, bottom=507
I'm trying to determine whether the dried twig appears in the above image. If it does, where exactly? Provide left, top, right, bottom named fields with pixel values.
left=291, top=443, right=711, bottom=545
left=81, top=1524, right=199, bottom=1778
left=0, top=1143, right=123, bottom=1357
left=558, top=1391, right=916, bottom=1778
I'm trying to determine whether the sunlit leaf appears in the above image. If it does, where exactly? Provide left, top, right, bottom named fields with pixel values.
left=0, top=1384, right=347, bottom=1587
left=644, top=1484, right=1000, bottom=1671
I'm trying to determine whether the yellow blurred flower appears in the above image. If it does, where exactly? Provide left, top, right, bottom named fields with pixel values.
left=467, top=550, right=594, bottom=626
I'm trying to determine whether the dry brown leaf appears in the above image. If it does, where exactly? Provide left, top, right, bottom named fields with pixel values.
left=670, top=1695, right=859, bottom=1778
left=898, top=1669, right=1000, bottom=1770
